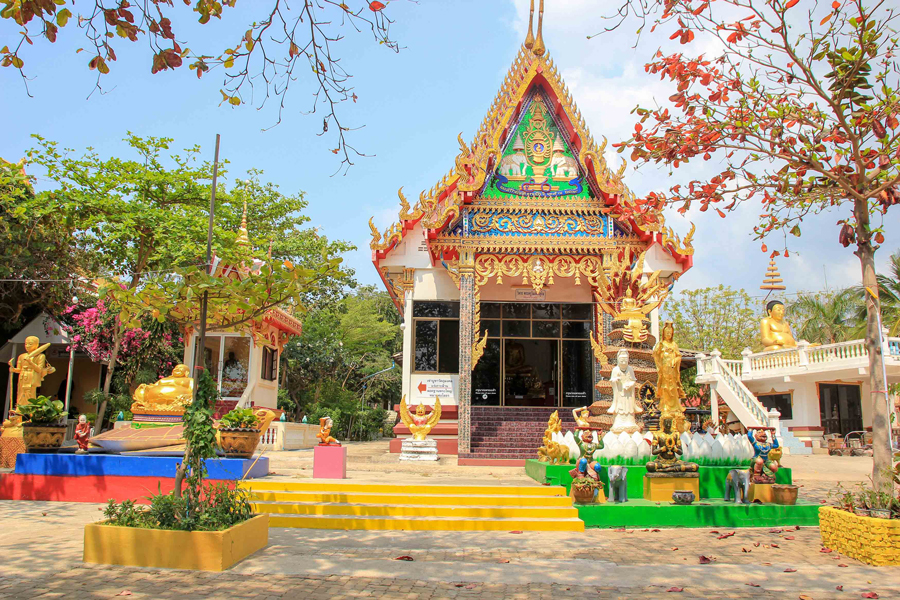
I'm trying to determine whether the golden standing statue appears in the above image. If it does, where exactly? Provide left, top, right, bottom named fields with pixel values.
left=3, top=336, right=55, bottom=432
left=399, top=395, right=442, bottom=441
left=653, top=321, right=686, bottom=432
left=760, top=300, right=797, bottom=351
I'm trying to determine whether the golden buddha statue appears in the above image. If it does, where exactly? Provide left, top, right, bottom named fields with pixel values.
left=646, top=418, right=699, bottom=473
left=652, top=320, right=686, bottom=432
left=131, top=364, right=194, bottom=413
left=760, top=300, right=797, bottom=351
left=505, top=341, right=542, bottom=394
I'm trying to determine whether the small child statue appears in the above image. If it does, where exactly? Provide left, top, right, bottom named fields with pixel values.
left=74, top=414, right=91, bottom=454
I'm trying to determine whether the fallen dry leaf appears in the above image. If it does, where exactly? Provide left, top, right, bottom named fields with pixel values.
left=772, top=544, right=780, bottom=548
left=762, top=562, right=773, bottom=566
left=754, top=542, right=761, bottom=547
left=742, top=548, right=752, bottom=553
left=718, top=532, right=736, bottom=539
left=746, top=583, right=760, bottom=587
left=861, top=594, right=879, bottom=599
left=784, top=536, right=795, bottom=540
left=838, top=564, right=849, bottom=567
left=465, top=584, right=476, bottom=590
left=498, top=559, right=510, bottom=564
left=699, top=555, right=714, bottom=564
left=671, top=547, right=679, bottom=551
left=820, top=548, right=833, bottom=553
left=710, top=530, right=720, bottom=534
left=394, top=556, right=414, bottom=561
left=652, top=529, right=661, bottom=532
left=799, top=595, right=814, bottom=600
left=41, top=512, right=47, bottom=517
left=115, top=593, right=132, bottom=598
left=509, top=531, right=523, bottom=534
left=784, top=568, right=797, bottom=573
left=770, top=528, right=783, bottom=533
left=667, top=587, right=684, bottom=593
left=836, top=586, right=843, bottom=591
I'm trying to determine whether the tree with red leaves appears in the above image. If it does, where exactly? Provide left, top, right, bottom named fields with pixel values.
left=598, top=0, right=900, bottom=487
left=1, top=0, right=404, bottom=173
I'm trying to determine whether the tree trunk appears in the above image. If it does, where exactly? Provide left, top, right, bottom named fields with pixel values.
left=854, top=197, right=892, bottom=491
left=96, top=322, right=124, bottom=432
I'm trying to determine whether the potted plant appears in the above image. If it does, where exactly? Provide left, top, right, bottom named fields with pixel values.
left=571, top=477, right=600, bottom=504
left=853, top=486, right=871, bottom=517
left=17, top=395, right=66, bottom=452
left=217, top=408, right=262, bottom=458
left=827, top=484, right=855, bottom=513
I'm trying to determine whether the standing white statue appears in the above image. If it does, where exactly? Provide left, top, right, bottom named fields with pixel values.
left=608, top=349, right=642, bottom=434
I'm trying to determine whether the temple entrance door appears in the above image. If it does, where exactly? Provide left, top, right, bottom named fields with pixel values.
left=503, top=339, right=558, bottom=407
left=818, top=383, right=863, bottom=437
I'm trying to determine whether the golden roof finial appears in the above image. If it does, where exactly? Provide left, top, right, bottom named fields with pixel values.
left=236, top=201, right=250, bottom=246
left=524, top=0, right=535, bottom=49
left=533, top=0, right=546, bottom=57
left=760, top=257, right=786, bottom=292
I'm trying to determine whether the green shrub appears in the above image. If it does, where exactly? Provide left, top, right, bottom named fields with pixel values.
left=102, top=483, right=253, bottom=531
left=17, top=395, right=65, bottom=424
left=219, top=408, right=259, bottom=429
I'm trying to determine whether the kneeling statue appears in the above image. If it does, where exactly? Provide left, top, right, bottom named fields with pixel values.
left=646, top=418, right=699, bottom=473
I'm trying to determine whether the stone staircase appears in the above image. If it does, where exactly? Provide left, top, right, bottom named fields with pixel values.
left=460, top=407, right=577, bottom=461
left=243, top=480, right=583, bottom=531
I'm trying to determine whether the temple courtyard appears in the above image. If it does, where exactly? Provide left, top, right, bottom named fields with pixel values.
left=1, top=445, right=897, bottom=599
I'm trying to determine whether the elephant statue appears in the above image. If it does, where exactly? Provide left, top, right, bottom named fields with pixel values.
left=725, top=468, right=751, bottom=504
left=608, top=465, right=628, bottom=503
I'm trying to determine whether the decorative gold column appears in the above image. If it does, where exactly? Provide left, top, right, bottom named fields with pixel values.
left=457, top=249, right=476, bottom=455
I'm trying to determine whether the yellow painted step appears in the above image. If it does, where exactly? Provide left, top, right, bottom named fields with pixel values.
left=248, top=491, right=574, bottom=507
left=251, top=501, right=578, bottom=519
left=266, top=513, right=585, bottom=532
left=242, top=481, right=566, bottom=496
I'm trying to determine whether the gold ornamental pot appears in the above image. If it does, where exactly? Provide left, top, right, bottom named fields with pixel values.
left=772, top=484, right=799, bottom=505
left=218, top=428, right=262, bottom=458
left=22, top=423, right=67, bottom=452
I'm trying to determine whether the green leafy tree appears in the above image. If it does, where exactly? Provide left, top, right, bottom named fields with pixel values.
left=663, top=285, right=759, bottom=358
left=602, top=0, right=900, bottom=487
left=1, top=1, right=403, bottom=170
left=0, top=157, right=85, bottom=327
left=28, top=134, right=353, bottom=426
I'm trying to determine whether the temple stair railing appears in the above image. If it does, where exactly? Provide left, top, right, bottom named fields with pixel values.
left=696, top=350, right=772, bottom=434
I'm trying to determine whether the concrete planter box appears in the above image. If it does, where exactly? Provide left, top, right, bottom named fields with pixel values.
left=820, top=507, right=900, bottom=566
left=83, top=514, right=268, bottom=571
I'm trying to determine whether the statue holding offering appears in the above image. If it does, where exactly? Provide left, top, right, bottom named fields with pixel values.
left=748, top=428, right=781, bottom=483
left=646, top=418, right=699, bottom=473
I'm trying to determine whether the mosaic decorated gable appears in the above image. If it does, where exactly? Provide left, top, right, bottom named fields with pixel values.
left=483, top=91, right=590, bottom=200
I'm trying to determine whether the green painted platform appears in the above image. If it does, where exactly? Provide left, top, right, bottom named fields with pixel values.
left=576, top=498, right=820, bottom=529
left=525, top=459, right=793, bottom=498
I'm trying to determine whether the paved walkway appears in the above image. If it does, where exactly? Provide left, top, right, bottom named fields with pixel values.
left=1, top=447, right=895, bottom=599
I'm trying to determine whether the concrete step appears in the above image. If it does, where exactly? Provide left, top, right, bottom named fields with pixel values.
left=264, top=513, right=585, bottom=531
left=247, top=490, right=573, bottom=507
left=251, top=501, right=577, bottom=519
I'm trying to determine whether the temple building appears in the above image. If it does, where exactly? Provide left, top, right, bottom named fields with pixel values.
left=371, top=12, right=694, bottom=463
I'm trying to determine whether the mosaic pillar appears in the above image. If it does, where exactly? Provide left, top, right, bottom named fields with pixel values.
left=457, top=250, right=475, bottom=455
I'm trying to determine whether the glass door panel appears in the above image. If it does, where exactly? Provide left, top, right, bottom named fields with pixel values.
left=472, top=339, right=501, bottom=406
left=562, top=340, right=592, bottom=407
left=503, top=339, right=558, bottom=406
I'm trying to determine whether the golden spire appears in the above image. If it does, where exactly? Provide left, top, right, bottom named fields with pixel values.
left=533, top=0, right=546, bottom=57
left=525, top=0, right=535, bottom=49
left=236, top=201, right=250, bottom=246
left=760, top=257, right=786, bottom=292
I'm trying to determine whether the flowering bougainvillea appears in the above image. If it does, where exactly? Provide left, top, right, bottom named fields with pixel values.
left=61, top=299, right=184, bottom=392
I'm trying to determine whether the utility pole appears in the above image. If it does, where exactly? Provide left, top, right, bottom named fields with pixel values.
left=195, top=134, right=220, bottom=391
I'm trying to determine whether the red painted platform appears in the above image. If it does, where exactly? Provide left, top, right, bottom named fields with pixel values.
left=0, top=474, right=231, bottom=504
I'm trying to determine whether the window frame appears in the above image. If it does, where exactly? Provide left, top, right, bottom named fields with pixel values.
left=412, top=301, right=461, bottom=374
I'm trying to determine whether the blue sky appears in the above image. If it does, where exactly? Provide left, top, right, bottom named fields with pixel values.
left=2, top=0, right=897, bottom=304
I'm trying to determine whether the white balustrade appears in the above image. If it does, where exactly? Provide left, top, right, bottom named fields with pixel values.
left=721, top=359, right=743, bottom=379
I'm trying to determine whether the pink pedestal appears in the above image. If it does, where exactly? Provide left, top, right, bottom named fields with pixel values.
left=313, top=444, right=347, bottom=479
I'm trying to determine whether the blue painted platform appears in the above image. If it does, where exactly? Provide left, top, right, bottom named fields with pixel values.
left=14, top=454, right=269, bottom=480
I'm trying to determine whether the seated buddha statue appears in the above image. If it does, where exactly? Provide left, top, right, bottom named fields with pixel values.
left=505, top=342, right=542, bottom=394
left=760, top=300, right=797, bottom=352
left=646, top=418, right=699, bottom=473
left=131, top=364, right=194, bottom=413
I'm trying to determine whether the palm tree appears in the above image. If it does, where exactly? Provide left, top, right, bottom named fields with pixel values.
left=849, top=250, right=900, bottom=337
left=787, top=290, right=860, bottom=345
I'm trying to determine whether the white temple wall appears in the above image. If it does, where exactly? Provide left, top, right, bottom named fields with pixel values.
left=744, top=379, right=821, bottom=429
left=378, top=224, right=433, bottom=269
